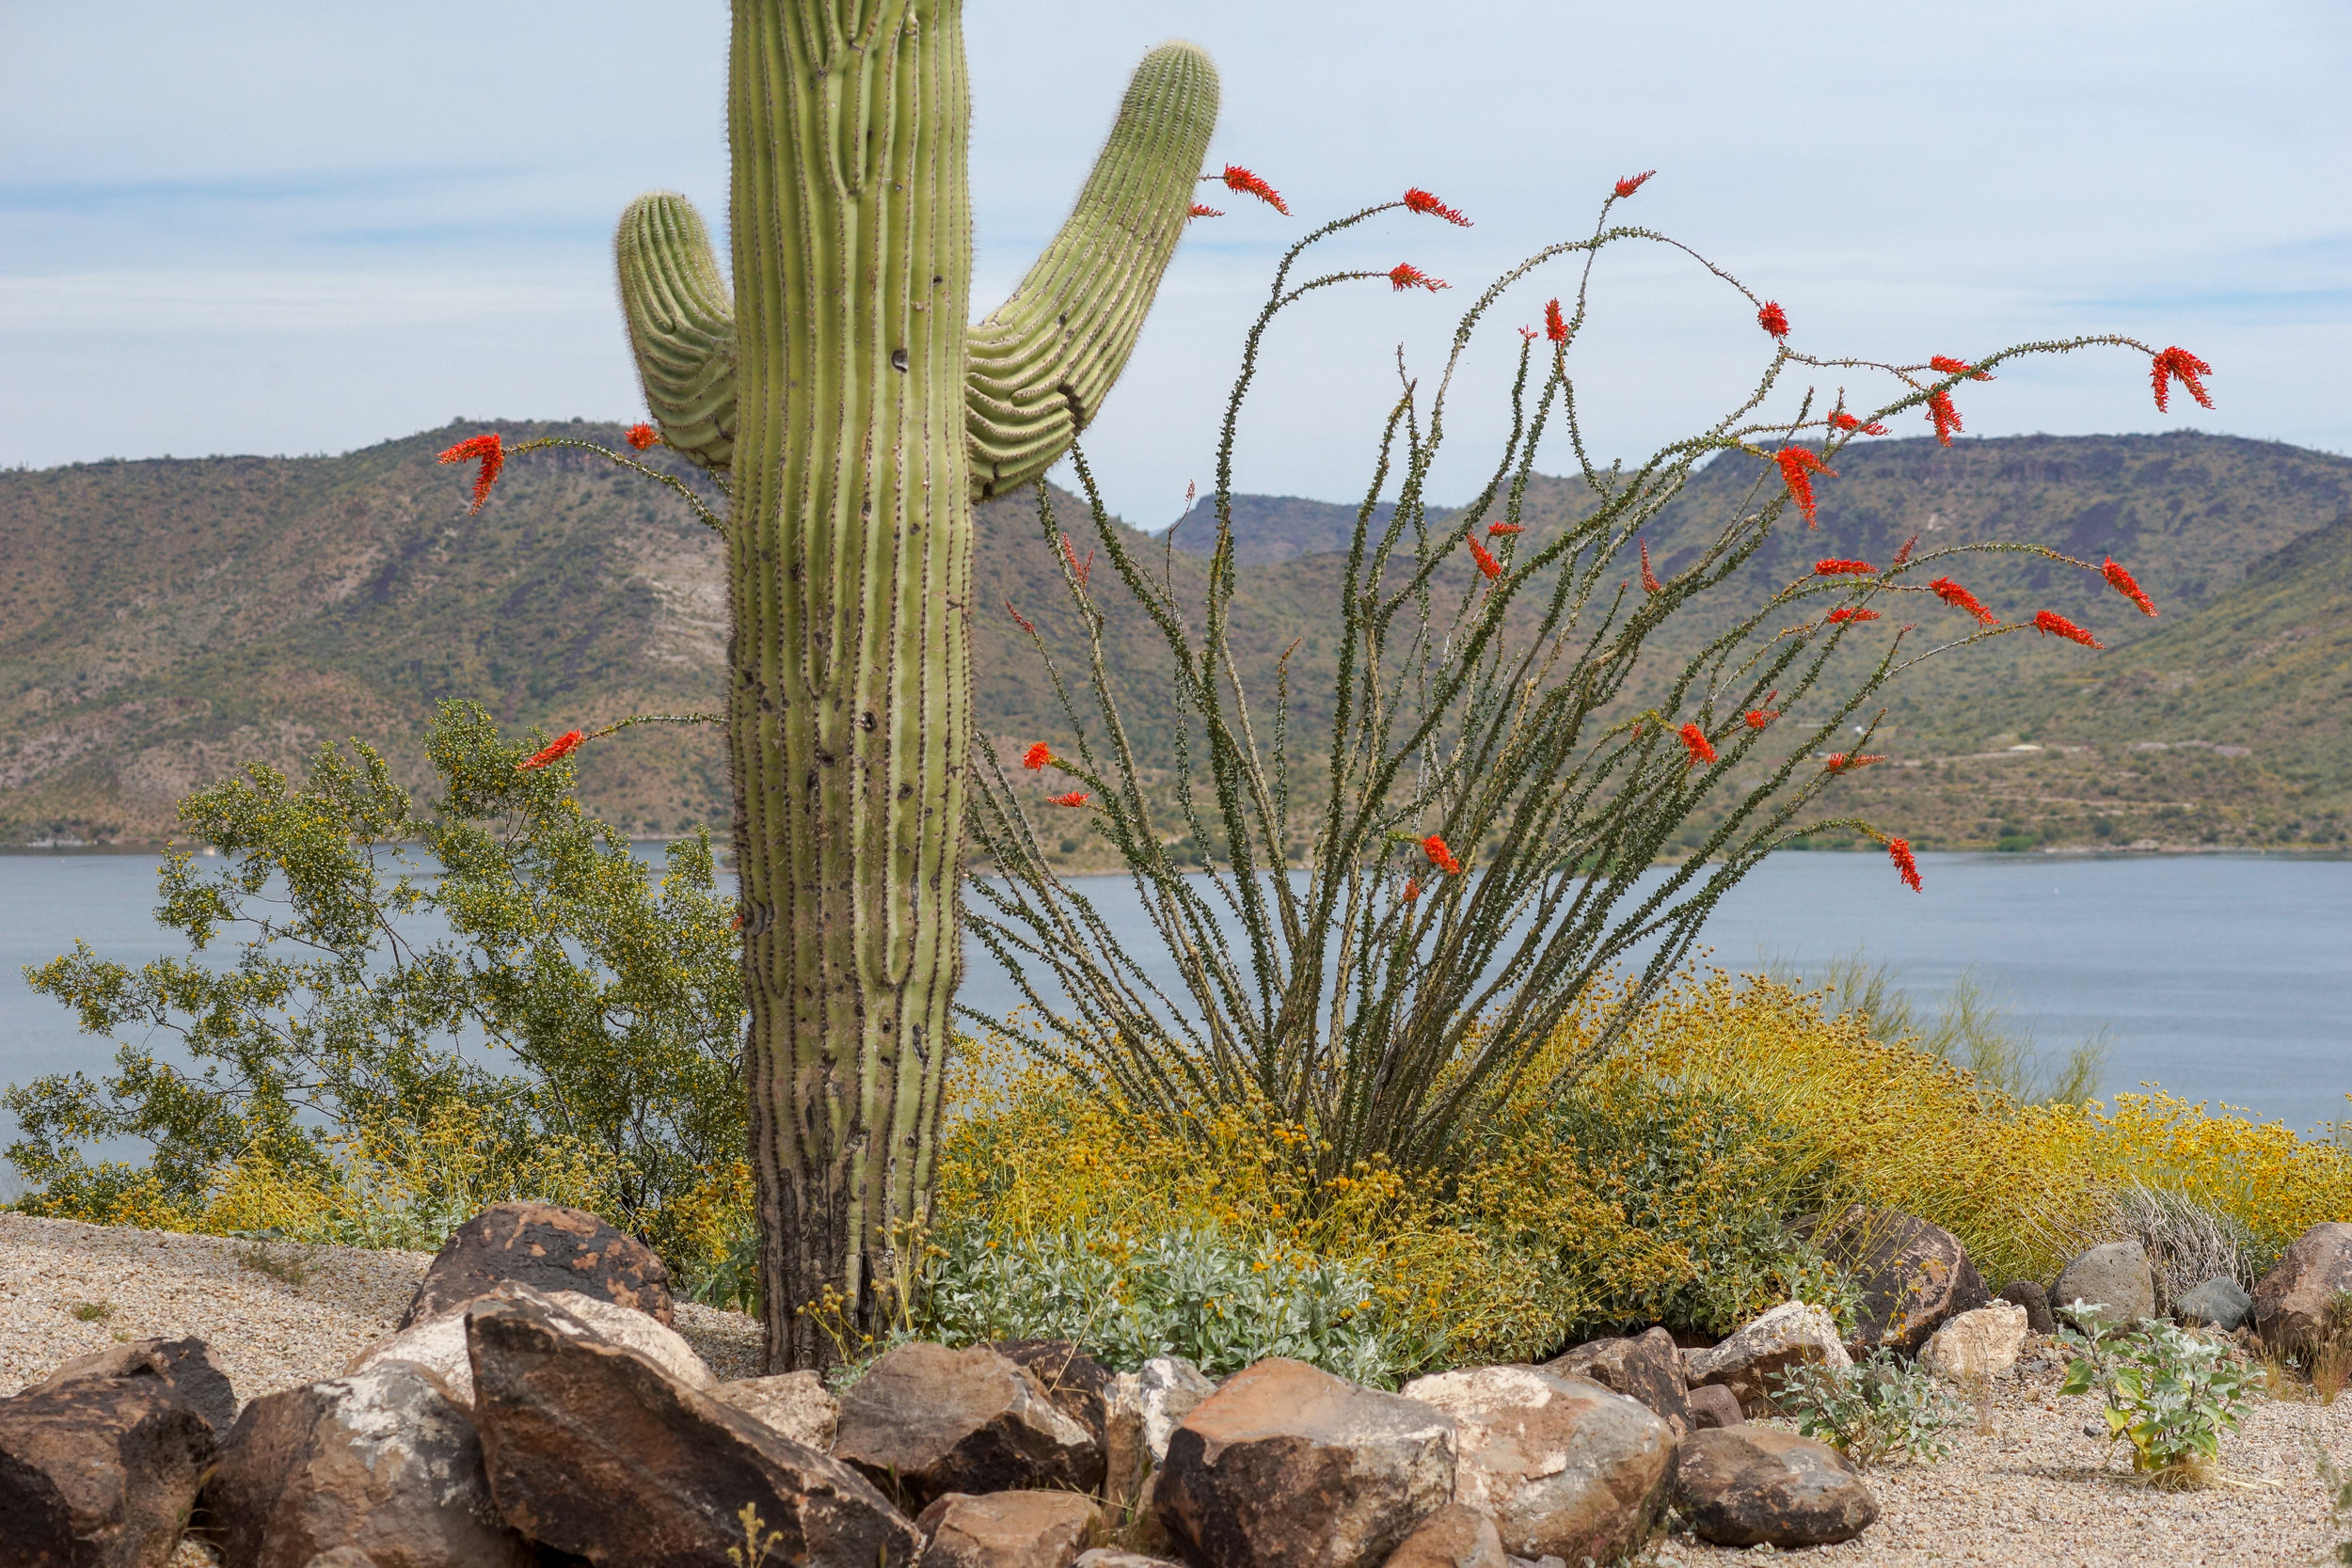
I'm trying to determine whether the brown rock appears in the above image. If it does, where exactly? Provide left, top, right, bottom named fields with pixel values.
left=1996, top=1280, right=2056, bottom=1335
left=198, top=1360, right=533, bottom=1568
left=989, top=1340, right=1113, bottom=1441
left=1683, top=1302, right=1850, bottom=1416
left=1668, top=1427, right=1877, bottom=1547
left=1542, top=1328, right=1692, bottom=1438
left=398, top=1202, right=673, bottom=1330
left=1399, top=1365, right=1669, bottom=1566
left=1155, top=1357, right=1455, bottom=1568
left=1073, top=1553, right=1185, bottom=1568
left=834, top=1342, right=1103, bottom=1511
left=28, top=1337, right=237, bottom=1439
left=1377, top=1502, right=1507, bottom=1568
left=353, top=1283, right=710, bottom=1406
left=467, top=1289, right=918, bottom=1568
left=915, top=1490, right=1102, bottom=1568
left=1684, top=1385, right=1743, bottom=1431
left=0, top=1378, right=213, bottom=1568
left=1816, top=1207, right=1990, bottom=1354
left=709, top=1371, right=840, bottom=1450
left=2251, top=1222, right=2352, bottom=1354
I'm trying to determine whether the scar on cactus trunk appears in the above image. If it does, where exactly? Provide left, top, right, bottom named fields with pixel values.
left=614, top=4, right=1217, bottom=1370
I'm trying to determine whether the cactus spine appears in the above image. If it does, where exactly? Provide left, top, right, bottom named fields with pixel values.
left=615, top=2, right=1216, bottom=1368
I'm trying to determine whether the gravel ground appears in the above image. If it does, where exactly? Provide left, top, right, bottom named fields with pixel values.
left=6, top=1213, right=2347, bottom=1564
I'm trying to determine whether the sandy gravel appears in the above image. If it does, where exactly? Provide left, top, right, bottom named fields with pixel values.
left=7, top=1214, right=2348, bottom=1563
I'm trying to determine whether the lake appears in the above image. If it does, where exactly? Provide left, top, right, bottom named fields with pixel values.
left=1, top=850, right=2345, bottom=1161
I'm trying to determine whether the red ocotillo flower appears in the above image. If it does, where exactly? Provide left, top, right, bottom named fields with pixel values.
left=2034, top=610, right=2104, bottom=649
left=1022, top=742, right=1053, bottom=770
left=1930, top=577, right=1997, bottom=625
left=518, top=730, right=584, bottom=772
left=1816, top=559, right=1876, bottom=577
left=437, top=433, right=505, bottom=513
left=2151, top=346, right=2215, bottom=412
left=1757, top=301, right=1791, bottom=338
left=1389, top=262, right=1449, bottom=293
left=1678, top=722, right=1717, bottom=766
left=1423, top=834, right=1462, bottom=876
left=625, top=422, right=660, bottom=451
left=1745, top=703, right=1781, bottom=729
left=1469, top=538, right=1502, bottom=579
left=1518, top=326, right=1538, bottom=342
left=1830, top=412, right=1889, bottom=436
left=1826, top=607, right=1882, bottom=624
left=2103, top=558, right=2158, bottom=617
left=1887, top=836, right=1923, bottom=893
left=1613, top=169, right=1656, bottom=198
left=1061, top=537, right=1093, bottom=587
left=1544, top=297, right=1567, bottom=342
left=1823, top=752, right=1885, bottom=773
left=1047, top=791, right=1089, bottom=808
left=1486, top=522, right=1524, bottom=537
left=1892, top=534, right=1919, bottom=567
left=1775, top=447, right=1837, bottom=527
left=1215, top=165, right=1289, bottom=214
left=1403, top=877, right=1422, bottom=902
left=1927, top=389, right=1963, bottom=447
left=1640, top=538, right=1661, bottom=594
left=1403, top=187, right=1471, bottom=226
left=1187, top=203, right=1224, bottom=218
left=1005, top=600, right=1037, bottom=637
left=1931, top=355, right=1992, bottom=381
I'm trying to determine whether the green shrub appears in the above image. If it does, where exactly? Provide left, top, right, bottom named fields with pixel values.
left=1773, top=1348, right=1973, bottom=1468
left=2058, top=1314, right=2258, bottom=1484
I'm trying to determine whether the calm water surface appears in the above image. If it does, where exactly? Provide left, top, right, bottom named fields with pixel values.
left=2, top=850, right=2346, bottom=1153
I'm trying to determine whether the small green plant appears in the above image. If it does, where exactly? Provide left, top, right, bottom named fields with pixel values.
left=726, top=1501, right=783, bottom=1568
left=1772, top=1348, right=1972, bottom=1468
left=234, top=1238, right=312, bottom=1288
left=68, top=1300, right=112, bottom=1323
left=2058, top=1308, right=2257, bottom=1485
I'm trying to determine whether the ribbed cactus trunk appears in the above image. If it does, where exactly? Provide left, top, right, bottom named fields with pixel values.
left=614, top=0, right=1216, bottom=1369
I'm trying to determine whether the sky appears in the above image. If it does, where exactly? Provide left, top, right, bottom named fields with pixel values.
left=3, top=1, right=2347, bottom=520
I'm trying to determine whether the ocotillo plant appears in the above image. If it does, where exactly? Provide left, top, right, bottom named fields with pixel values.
left=452, top=9, right=1217, bottom=1368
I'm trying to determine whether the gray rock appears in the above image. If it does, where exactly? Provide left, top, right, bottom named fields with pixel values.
left=349, top=1282, right=712, bottom=1406
left=0, top=1376, right=214, bottom=1568
left=1134, top=1355, right=1216, bottom=1465
left=708, top=1370, right=840, bottom=1450
left=989, top=1340, right=1113, bottom=1443
left=1378, top=1501, right=1507, bottom=1568
left=1920, top=1303, right=2028, bottom=1381
left=27, top=1336, right=237, bottom=1439
left=2055, top=1241, right=2158, bottom=1327
left=1156, top=1356, right=1455, bottom=1568
left=2173, top=1275, right=2255, bottom=1333
left=834, top=1342, right=1104, bottom=1511
left=915, top=1489, right=1103, bottom=1568
left=1669, top=1427, right=1878, bottom=1547
left=1816, top=1207, right=1991, bottom=1355
left=1400, top=1365, right=1670, bottom=1567
left=1684, top=1302, right=1851, bottom=1416
left=2252, top=1223, right=2352, bottom=1354
left=1074, top=1554, right=1186, bottom=1568
left=1685, top=1384, right=1744, bottom=1431
left=400, top=1201, right=673, bottom=1330
left=1996, top=1280, right=2056, bottom=1335
left=1541, top=1328, right=1692, bottom=1438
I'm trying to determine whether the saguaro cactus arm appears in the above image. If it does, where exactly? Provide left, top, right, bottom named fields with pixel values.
left=612, top=40, right=1216, bottom=489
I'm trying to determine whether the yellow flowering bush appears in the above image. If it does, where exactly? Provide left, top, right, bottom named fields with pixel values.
left=2091, top=1090, right=2352, bottom=1259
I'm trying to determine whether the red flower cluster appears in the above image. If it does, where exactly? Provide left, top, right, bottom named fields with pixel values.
left=1930, top=356, right=1991, bottom=381
left=437, top=433, right=505, bottom=514
left=1486, top=522, right=1524, bottom=537
left=1188, top=203, right=1224, bottom=218
left=1756, top=301, right=1790, bottom=338
left=626, top=422, right=660, bottom=451
left=1640, top=538, right=1661, bottom=594
left=1403, top=187, right=1471, bottom=226
left=1826, top=607, right=1882, bottom=624
left=1023, top=742, right=1053, bottom=770
left=1216, top=165, right=1289, bottom=214
left=1927, top=389, right=1963, bottom=447
left=1423, top=834, right=1462, bottom=876
left=518, top=730, right=584, bottom=772
left=1930, top=577, right=1997, bottom=625
left=1774, top=447, right=1837, bottom=527
left=1823, top=752, right=1885, bottom=773
left=1678, top=722, right=1717, bottom=766
left=1061, top=537, right=1094, bottom=587
left=1544, top=298, right=1567, bottom=342
left=1005, top=600, right=1037, bottom=637
left=1892, top=534, right=1919, bottom=567
left=1613, top=170, right=1656, bottom=198
left=2103, top=558, right=2157, bottom=617
left=2151, top=346, right=2215, bottom=413
left=1745, top=705, right=1780, bottom=730
left=1389, top=262, right=1449, bottom=293
left=1815, top=559, right=1876, bottom=577
left=1830, top=412, right=1889, bottom=436
left=2033, top=610, right=2104, bottom=649
left=1403, top=877, right=1422, bottom=902
left=1048, top=791, right=1089, bottom=808
left=1887, top=836, right=1922, bottom=893
left=1469, top=537, right=1502, bottom=579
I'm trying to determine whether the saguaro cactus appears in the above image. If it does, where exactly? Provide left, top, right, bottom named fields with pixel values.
left=613, top=4, right=1217, bottom=1368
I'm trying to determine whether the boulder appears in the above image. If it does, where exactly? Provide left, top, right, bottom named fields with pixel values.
left=1920, top=1302, right=2028, bottom=1381
left=1098, top=1356, right=1214, bottom=1528
left=834, top=1342, right=1103, bottom=1510
left=1669, top=1427, right=1877, bottom=1547
left=26, top=1336, right=238, bottom=1439
left=1132, top=1355, right=1216, bottom=1465
left=1541, top=1328, right=1692, bottom=1438
left=1816, top=1207, right=1989, bottom=1354
left=199, top=1359, right=534, bottom=1568
left=1685, top=1385, right=1744, bottom=1431
left=1683, top=1302, right=1851, bottom=1416
left=398, top=1201, right=674, bottom=1330
left=2251, top=1222, right=2352, bottom=1353
left=467, top=1288, right=919, bottom=1567
left=2175, top=1275, right=2255, bottom=1334
left=1995, top=1280, right=2056, bottom=1336
left=0, top=1377, right=214, bottom=1568
left=1377, top=1501, right=1507, bottom=1568
left=2054, top=1241, right=2157, bottom=1328
left=709, top=1370, right=840, bottom=1450
left=351, top=1282, right=711, bottom=1405
left=1155, top=1357, right=1454, bottom=1568
left=1074, top=1554, right=1185, bottom=1568
left=915, top=1490, right=1102, bottom=1568
left=990, top=1340, right=1113, bottom=1441
left=1398, top=1365, right=1669, bottom=1567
